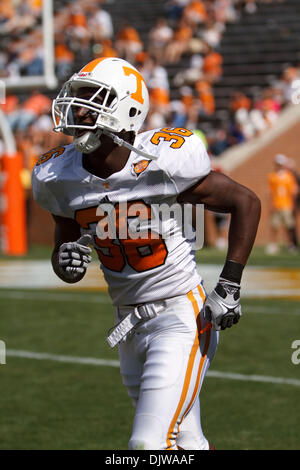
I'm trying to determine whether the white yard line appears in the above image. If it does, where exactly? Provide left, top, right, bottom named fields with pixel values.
left=6, top=349, right=119, bottom=367
left=207, top=371, right=300, bottom=387
left=6, top=349, right=300, bottom=388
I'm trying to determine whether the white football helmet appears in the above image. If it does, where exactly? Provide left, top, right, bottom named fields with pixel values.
left=52, top=57, right=150, bottom=154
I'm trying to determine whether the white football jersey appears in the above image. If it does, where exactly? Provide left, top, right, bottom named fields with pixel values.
left=32, top=128, right=211, bottom=305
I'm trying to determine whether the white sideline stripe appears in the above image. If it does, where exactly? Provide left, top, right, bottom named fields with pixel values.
left=0, top=291, right=111, bottom=304
left=6, top=349, right=300, bottom=388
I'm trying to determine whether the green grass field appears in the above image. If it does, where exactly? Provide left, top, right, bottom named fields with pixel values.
left=0, top=286, right=299, bottom=450
left=1, top=243, right=300, bottom=267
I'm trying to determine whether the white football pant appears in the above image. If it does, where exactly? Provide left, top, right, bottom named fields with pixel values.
left=117, top=284, right=219, bottom=450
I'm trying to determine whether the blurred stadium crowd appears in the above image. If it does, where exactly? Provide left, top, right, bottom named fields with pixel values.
left=0, top=0, right=297, bottom=169
left=0, top=0, right=299, bottom=252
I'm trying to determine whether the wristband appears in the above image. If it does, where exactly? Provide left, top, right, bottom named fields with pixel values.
left=220, top=260, right=244, bottom=284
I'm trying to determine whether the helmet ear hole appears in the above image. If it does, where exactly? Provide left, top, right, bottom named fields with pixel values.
left=129, top=107, right=137, bottom=117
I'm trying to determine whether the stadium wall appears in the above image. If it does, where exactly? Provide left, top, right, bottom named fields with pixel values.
left=219, top=105, right=300, bottom=245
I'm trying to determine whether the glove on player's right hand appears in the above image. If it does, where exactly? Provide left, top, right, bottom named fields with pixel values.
left=58, top=234, right=92, bottom=281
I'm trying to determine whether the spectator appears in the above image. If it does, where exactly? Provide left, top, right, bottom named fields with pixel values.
left=149, top=86, right=170, bottom=116
left=87, top=3, right=114, bottom=44
left=0, top=94, right=19, bottom=116
left=234, top=103, right=269, bottom=140
left=213, top=0, right=238, bottom=24
left=7, top=91, right=52, bottom=132
left=0, top=2, right=37, bottom=35
left=229, top=91, right=251, bottom=114
left=164, top=17, right=193, bottom=64
left=53, top=8, right=71, bottom=37
left=182, top=0, right=208, bottom=27
left=279, top=66, right=300, bottom=104
left=146, top=107, right=168, bottom=129
left=139, top=56, right=170, bottom=92
left=286, top=157, right=300, bottom=248
left=229, top=91, right=254, bottom=138
left=173, top=54, right=204, bottom=87
left=169, top=86, right=199, bottom=128
left=0, top=1, right=14, bottom=30
left=202, top=45, right=223, bottom=82
left=148, top=18, right=173, bottom=63
left=266, top=153, right=298, bottom=254
left=243, top=0, right=258, bottom=14
left=267, top=81, right=286, bottom=108
left=16, top=43, right=43, bottom=77
left=209, top=128, right=229, bottom=156
left=146, top=88, right=171, bottom=129
left=165, top=0, right=190, bottom=24
left=115, top=22, right=143, bottom=64
left=195, top=79, right=215, bottom=115
left=227, top=120, right=246, bottom=145
left=55, top=35, right=75, bottom=80
left=254, top=87, right=281, bottom=127
left=92, top=39, right=117, bottom=59
left=66, top=3, right=90, bottom=49
left=143, top=56, right=171, bottom=127
left=200, top=18, right=223, bottom=49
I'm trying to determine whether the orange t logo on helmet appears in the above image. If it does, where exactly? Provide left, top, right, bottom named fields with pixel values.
left=122, top=66, right=146, bottom=104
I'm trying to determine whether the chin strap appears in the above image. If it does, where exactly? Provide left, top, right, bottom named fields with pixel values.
left=102, top=128, right=158, bottom=160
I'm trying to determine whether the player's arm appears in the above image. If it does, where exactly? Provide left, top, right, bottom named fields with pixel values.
left=51, top=214, right=92, bottom=284
left=179, top=170, right=261, bottom=265
left=178, top=170, right=261, bottom=330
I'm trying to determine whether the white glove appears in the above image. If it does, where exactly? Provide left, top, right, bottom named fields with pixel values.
left=203, top=280, right=242, bottom=331
left=58, top=234, right=93, bottom=281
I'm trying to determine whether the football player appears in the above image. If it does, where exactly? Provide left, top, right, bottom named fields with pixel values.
left=32, top=57, right=261, bottom=450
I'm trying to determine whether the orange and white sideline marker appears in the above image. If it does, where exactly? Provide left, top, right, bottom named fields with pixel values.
left=1, top=151, right=27, bottom=255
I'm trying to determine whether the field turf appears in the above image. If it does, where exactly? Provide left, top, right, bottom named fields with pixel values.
left=0, top=286, right=299, bottom=450
left=1, top=243, right=299, bottom=267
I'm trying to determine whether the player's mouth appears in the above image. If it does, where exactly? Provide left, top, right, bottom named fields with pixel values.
left=75, top=127, right=96, bottom=138
left=74, top=114, right=97, bottom=137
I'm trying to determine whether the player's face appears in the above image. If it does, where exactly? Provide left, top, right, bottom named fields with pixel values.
left=73, top=87, right=103, bottom=135
left=71, top=86, right=117, bottom=138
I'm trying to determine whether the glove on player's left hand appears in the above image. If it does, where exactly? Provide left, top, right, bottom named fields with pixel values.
left=203, top=280, right=242, bottom=331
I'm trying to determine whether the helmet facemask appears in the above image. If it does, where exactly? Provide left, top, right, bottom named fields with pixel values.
left=53, top=81, right=119, bottom=134
left=52, top=57, right=155, bottom=158
left=53, top=81, right=119, bottom=154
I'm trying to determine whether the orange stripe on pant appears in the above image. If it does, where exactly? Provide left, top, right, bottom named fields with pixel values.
left=166, top=285, right=210, bottom=449
left=179, top=286, right=211, bottom=429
